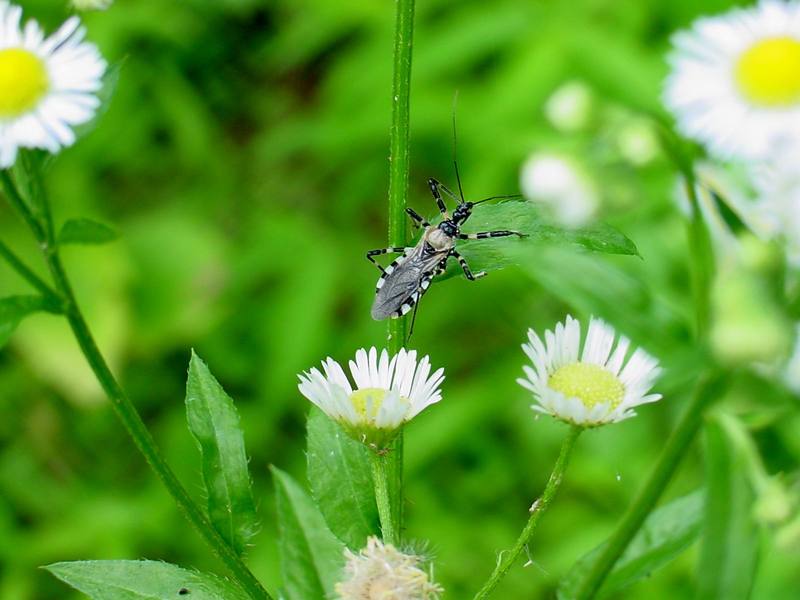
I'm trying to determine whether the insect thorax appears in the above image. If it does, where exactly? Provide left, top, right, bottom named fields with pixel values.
left=424, top=227, right=455, bottom=252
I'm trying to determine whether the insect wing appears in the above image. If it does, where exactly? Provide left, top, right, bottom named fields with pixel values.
left=371, top=246, right=443, bottom=320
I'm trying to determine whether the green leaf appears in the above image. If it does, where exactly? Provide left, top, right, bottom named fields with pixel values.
left=696, top=419, right=760, bottom=600
left=440, top=201, right=638, bottom=280
left=58, top=218, right=119, bottom=246
left=558, top=490, right=704, bottom=600
left=307, top=407, right=379, bottom=548
left=272, top=466, right=345, bottom=600
left=44, top=560, right=248, bottom=600
left=0, top=295, right=55, bottom=349
left=185, top=351, right=258, bottom=555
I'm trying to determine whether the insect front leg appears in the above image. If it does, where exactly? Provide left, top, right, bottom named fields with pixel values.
left=366, top=247, right=409, bottom=273
left=406, top=208, right=430, bottom=228
left=449, top=249, right=486, bottom=281
left=427, top=178, right=458, bottom=217
left=458, top=230, right=527, bottom=240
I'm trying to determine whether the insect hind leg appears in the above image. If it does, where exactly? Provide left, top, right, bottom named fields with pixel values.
left=450, top=249, right=486, bottom=281
left=458, top=229, right=526, bottom=240
left=366, top=246, right=409, bottom=273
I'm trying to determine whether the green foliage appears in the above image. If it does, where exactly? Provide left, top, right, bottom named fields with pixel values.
left=58, top=219, right=119, bottom=246
left=0, top=295, right=57, bottom=348
left=306, top=407, right=379, bottom=549
left=44, top=560, right=248, bottom=600
left=272, top=467, right=345, bottom=600
left=185, top=351, right=258, bottom=555
left=559, top=490, right=704, bottom=599
left=697, top=420, right=760, bottom=600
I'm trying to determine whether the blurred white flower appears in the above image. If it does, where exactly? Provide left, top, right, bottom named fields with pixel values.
left=616, top=119, right=659, bottom=166
left=0, top=2, right=106, bottom=167
left=664, top=0, right=800, bottom=161
left=72, top=0, right=112, bottom=10
left=336, top=537, right=443, bottom=600
left=544, top=80, right=592, bottom=132
left=298, top=347, right=444, bottom=450
left=518, top=316, right=662, bottom=427
left=519, top=152, right=599, bottom=227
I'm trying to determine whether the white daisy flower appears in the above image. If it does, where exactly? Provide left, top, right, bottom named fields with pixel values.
left=0, top=2, right=106, bottom=168
left=336, top=537, right=443, bottom=600
left=664, top=0, right=800, bottom=161
left=517, top=316, right=662, bottom=427
left=519, top=152, right=599, bottom=228
left=298, top=347, right=444, bottom=450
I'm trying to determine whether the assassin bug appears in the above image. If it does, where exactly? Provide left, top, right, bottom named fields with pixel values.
left=367, top=175, right=526, bottom=328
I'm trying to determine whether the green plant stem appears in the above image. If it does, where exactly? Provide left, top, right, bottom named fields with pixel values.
left=683, top=175, right=714, bottom=339
left=1, top=171, right=271, bottom=600
left=370, top=451, right=397, bottom=546
left=386, top=0, right=416, bottom=542
left=0, top=238, right=62, bottom=305
left=474, top=425, right=582, bottom=600
left=0, top=171, right=47, bottom=243
left=571, top=372, right=727, bottom=600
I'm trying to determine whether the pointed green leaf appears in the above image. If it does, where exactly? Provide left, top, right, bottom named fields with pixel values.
left=58, top=218, right=119, bottom=246
left=0, top=295, right=54, bottom=349
left=186, top=351, right=258, bottom=555
left=558, top=490, right=704, bottom=600
left=307, top=407, right=378, bottom=548
left=696, top=420, right=760, bottom=600
left=272, top=467, right=345, bottom=600
left=439, top=201, right=638, bottom=280
left=44, top=560, right=248, bottom=600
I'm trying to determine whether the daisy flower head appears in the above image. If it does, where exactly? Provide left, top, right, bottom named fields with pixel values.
left=0, top=2, right=106, bottom=168
left=298, top=347, right=444, bottom=450
left=518, top=316, right=662, bottom=427
left=335, top=537, right=443, bottom=600
left=664, top=0, right=800, bottom=161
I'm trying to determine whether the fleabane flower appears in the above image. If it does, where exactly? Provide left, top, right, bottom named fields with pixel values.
left=518, top=316, right=662, bottom=427
left=298, top=347, right=444, bottom=450
left=664, top=0, right=800, bottom=161
left=335, top=537, right=443, bottom=600
left=0, top=2, right=106, bottom=168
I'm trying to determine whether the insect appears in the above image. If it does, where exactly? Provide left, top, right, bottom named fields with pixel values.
left=367, top=176, right=525, bottom=328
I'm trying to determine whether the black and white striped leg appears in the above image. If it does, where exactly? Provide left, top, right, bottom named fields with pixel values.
left=450, top=249, right=486, bottom=281
left=428, top=178, right=459, bottom=216
left=405, top=208, right=430, bottom=228
left=366, top=247, right=408, bottom=273
left=458, top=229, right=526, bottom=240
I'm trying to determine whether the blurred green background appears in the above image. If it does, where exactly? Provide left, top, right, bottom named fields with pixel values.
left=2, top=0, right=799, bottom=598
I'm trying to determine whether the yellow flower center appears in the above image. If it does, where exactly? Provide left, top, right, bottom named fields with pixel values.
left=548, top=362, right=624, bottom=408
left=0, top=48, right=50, bottom=118
left=349, top=388, right=409, bottom=420
left=735, top=37, right=800, bottom=107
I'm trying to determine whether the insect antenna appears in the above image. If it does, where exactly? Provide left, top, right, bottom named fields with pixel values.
left=452, top=91, right=467, bottom=205
left=473, top=193, right=523, bottom=205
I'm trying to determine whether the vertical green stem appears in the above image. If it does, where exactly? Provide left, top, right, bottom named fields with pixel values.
left=0, top=239, right=62, bottom=305
left=684, top=175, right=714, bottom=339
left=370, top=451, right=397, bottom=546
left=571, top=372, right=727, bottom=600
left=473, top=425, right=582, bottom=600
left=1, top=171, right=271, bottom=600
left=387, top=0, right=416, bottom=541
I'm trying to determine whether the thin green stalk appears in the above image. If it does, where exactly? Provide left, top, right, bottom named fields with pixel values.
left=1, top=171, right=271, bottom=600
left=683, top=174, right=714, bottom=339
left=0, top=239, right=63, bottom=306
left=370, top=451, right=397, bottom=546
left=386, top=0, right=416, bottom=541
left=0, top=171, right=47, bottom=243
left=474, top=425, right=582, bottom=600
left=571, top=372, right=728, bottom=600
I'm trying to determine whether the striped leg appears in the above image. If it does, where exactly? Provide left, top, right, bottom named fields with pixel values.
left=428, top=178, right=458, bottom=216
left=406, top=208, right=430, bottom=228
left=450, top=249, right=486, bottom=281
left=458, top=229, right=526, bottom=240
left=366, top=247, right=408, bottom=273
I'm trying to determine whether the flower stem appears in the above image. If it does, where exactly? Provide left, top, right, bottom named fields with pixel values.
left=570, top=372, right=727, bottom=599
left=386, top=0, right=416, bottom=541
left=1, top=171, right=271, bottom=600
left=0, top=238, right=63, bottom=306
left=370, top=451, right=397, bottom=546
left=473, top=425, right=582, bottom=600
left=683, top=173, right=714, bottom=339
